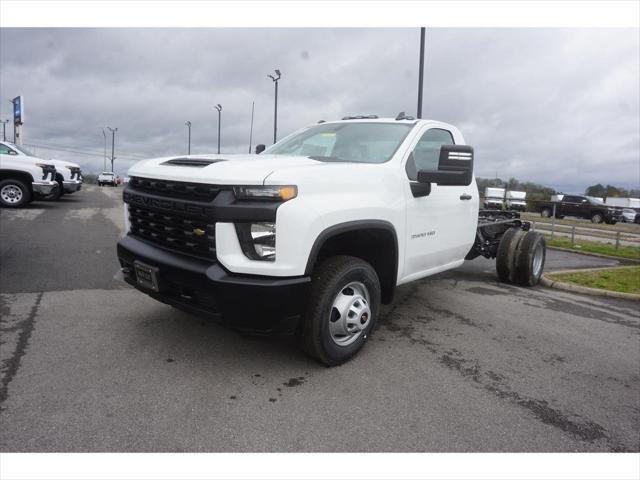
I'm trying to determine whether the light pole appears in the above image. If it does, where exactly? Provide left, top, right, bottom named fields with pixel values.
left=267, top=69, right=281, bottom=144
left=1, top=120, right=8, bottom=141
left=214, top=104, right=222, bottom=154
left=107, top=126, right=118, bottom=172
left=248, top=101, right=255, bottom=154
left=185, top=121, right=192, bottom=155
left=417, top=27, right=426, bottom=119
left=101, top=128, right=107, bottom=171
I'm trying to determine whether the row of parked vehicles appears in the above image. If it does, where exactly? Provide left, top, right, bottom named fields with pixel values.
left=0, top=140, right=83, bottom=208
left=483, top=187, right=639, bottom=224
left=536, top=194, right=638, bottom=224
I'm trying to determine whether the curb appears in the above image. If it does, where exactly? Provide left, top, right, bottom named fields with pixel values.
left=541, top=267, right=640, bottom=301
left=546, top=246, right=640, bottom=264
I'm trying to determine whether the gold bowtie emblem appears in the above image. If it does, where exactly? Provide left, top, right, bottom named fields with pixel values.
left=192, top=228, right=206, bottom=236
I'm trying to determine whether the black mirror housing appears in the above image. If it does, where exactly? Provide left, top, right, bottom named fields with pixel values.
left=417, top=144, right=473, bottom=186
left=255, top=144, right=266, bottom=154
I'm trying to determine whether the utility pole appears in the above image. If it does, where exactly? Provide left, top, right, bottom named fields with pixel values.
left=268, top=69, right=281, bottom=143
left=107, top=127, right=117, bottom=172
left=214, top=104, right=222, bottom=154
left=185, top=121, right=192, bottom=155
left=417, top=27, right=426, bottom=119
left=1, top=120, right=8, bottom=141
left=101, top=128, right=107, bottom=171
left=248, top=101, right=255, bottom=154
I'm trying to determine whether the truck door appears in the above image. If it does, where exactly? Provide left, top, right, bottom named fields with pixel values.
left=401, top=127, right=478, bottom=282
left=561, top=195, right=580, bottom=217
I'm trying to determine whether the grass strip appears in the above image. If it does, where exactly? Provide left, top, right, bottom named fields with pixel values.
left=547, top=266, right=640, bottom=294
left=544, top=235, right=640, bottom=261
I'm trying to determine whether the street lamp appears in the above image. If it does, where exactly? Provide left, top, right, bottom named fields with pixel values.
left=107, top=126, right=118, bottom=173
left=417, top=27, right=426, bottom=119
left=185, top=121, right=192, bottom=155
left=101, top=128, right=107, bottom=171
left=267, top=69, right=281, bottom=144
left=214, top=104, right=222, bottom=154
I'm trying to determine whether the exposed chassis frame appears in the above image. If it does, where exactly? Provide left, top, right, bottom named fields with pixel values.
left=467, top=209, right=531, bottom=260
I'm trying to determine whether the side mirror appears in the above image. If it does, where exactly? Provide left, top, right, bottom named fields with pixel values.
left=417, top=144, right=474, bottom=186
left=8, top=150, right=18, bottom=155
left=255, top=144, right=266, bottom=154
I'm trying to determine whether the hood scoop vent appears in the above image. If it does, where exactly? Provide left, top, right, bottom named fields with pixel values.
left=162, top=158, right=226, bottom=167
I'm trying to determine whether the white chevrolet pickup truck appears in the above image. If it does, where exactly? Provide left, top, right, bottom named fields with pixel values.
left=118, top=115, right=545, bottom=365
left=0, top=141, right=82, bottom=200
left=0, top=142, right=59, bottom=207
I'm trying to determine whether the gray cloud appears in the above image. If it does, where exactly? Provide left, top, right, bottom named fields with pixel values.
left=0, top=28, right=638, bottom=193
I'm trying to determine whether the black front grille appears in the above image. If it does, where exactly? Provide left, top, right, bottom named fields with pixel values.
left=129, top=176, right=221, bottom=202
left=128, top=205, right=216, bottom=259
left=69, top=167, right=81, bottom=180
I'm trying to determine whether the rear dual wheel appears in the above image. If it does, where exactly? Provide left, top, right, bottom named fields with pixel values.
left=496, top=229, right=545, bottom=286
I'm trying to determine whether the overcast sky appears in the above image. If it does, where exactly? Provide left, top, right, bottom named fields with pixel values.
left=0, top=28, right=638, bottom=193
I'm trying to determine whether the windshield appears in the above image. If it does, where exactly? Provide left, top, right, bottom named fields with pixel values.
left=266, top=122, right=412, bottom=163
left=10, top=144, right=36, bottom=157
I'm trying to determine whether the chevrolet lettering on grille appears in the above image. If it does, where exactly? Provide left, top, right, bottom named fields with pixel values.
left=123, top=191, right=214, bottom=216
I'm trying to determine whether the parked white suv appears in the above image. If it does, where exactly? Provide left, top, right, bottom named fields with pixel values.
left=0, top=142, right=58, bottom=207
left=118, top=115, right=546, bottom=365
left=98, top=172, right=118, bottom=187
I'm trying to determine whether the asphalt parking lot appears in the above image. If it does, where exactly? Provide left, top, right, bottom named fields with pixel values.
left=1, top=185, right=638, bottom=452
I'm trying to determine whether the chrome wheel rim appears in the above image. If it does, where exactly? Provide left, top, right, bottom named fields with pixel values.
left=532, top=243, right=544, bottom=278
left=1, top=185, right=23, bottom=204
left=328, top=281, right=371, bottom=347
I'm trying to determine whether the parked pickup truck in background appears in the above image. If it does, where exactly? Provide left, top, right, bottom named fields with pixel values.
left=98, top=172, right=118, bottom=187
left=0, top=142, right=58, bottom=207
left=536, top=194, right=623, bottom=224
left=0, top=141, right=82, bottom=201
left=117, top=115, right=546, bottom=365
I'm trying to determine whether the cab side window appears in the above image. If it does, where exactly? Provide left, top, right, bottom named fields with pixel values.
left=406, top=128, right=454, bottom=181
left=0, top=144, right=14, bottom=155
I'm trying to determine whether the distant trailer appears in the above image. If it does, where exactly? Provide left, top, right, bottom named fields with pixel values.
left=605, top=197, right=640, bottom=209
left=484, top=187, right=505, bottom=209
left=506, top=190, right=527, bottom=211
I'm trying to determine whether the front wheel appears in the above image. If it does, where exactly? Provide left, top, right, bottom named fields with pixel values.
left=541, top=208, right=551, bottom=218
left=299, top=256, right=381, bottom=366
left=591, top=212, right=603, bottom=224
left=0, top=179, right=32, bottom=208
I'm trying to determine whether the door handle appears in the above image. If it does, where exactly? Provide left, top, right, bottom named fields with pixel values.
left=459, top=194, right=472, bottom=200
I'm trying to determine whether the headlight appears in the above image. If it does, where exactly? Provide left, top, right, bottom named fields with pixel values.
left=36, top=163, right=55, bottom=180
left=235, top=222, right=276, bottom=261
left=233, top=185, right=297, bottom=201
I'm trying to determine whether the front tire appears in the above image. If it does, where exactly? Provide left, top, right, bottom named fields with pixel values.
left=299, top=255, right=381, bottom=366
left=0, top=179, right=32, bottom=208
left=591, top=212, right=603, bottom=224
left=541, top=208, right=551, bottom=218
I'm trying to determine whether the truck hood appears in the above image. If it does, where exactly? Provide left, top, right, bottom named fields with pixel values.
left=49, top=158, right=81, bottom=169
left=127, top=154, right=322, bottom=185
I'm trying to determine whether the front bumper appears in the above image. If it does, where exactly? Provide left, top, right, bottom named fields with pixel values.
left=63, top=181, right=82, bottom=193
left=32, top=181, right=59, bottom=197
left=117, top=235, right=310, bottom=333
left=604, top=213, right=623, bottom=222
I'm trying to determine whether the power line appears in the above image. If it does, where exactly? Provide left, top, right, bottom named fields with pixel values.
left=22, top=141, right=148, bottom=161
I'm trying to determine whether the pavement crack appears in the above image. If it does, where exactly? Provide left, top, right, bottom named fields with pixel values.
left=0, top=292, right=43, bottom=411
